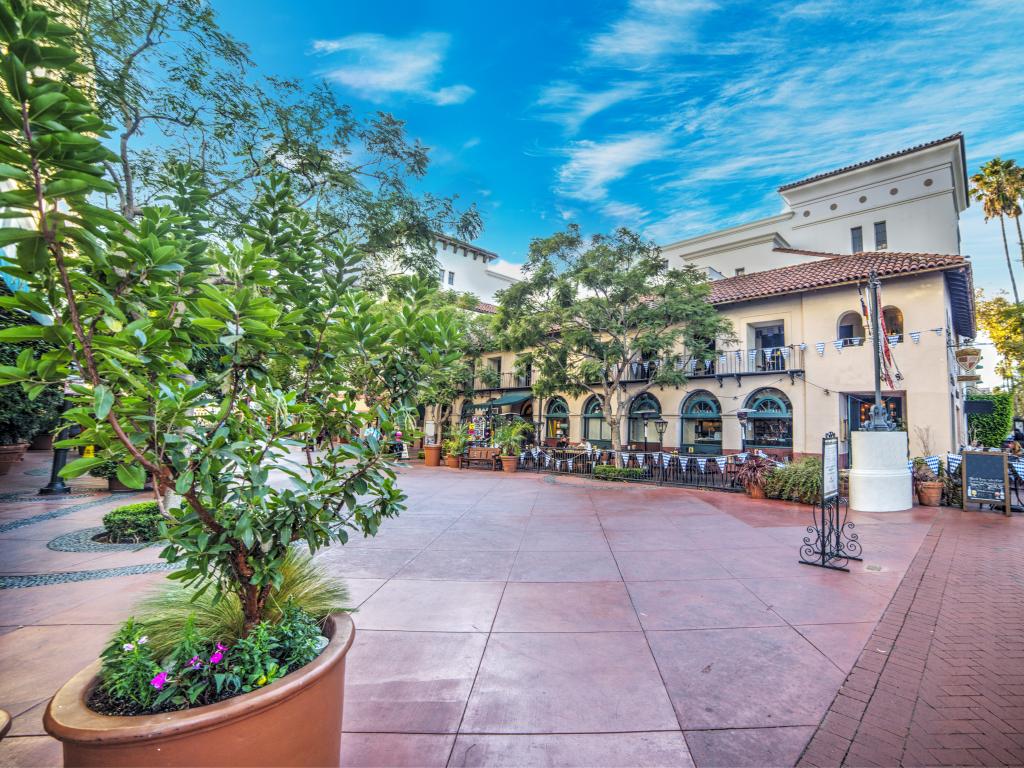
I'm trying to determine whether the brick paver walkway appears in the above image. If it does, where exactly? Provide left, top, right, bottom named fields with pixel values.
left=799, top=509, right=1024, bottom=767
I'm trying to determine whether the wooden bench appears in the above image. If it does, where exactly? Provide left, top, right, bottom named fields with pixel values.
left=460, top=446, right=502, bottom=470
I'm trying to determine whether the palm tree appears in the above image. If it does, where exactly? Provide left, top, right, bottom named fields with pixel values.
left=1006, top=160, right=1024, bottom=271
left=971, top=157, right=1021, bottom=303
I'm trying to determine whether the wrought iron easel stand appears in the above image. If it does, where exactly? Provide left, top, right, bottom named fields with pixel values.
left=799, top=494, right=863, bottom=572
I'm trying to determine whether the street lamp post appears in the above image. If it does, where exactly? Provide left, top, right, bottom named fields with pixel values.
left=642, top=415, right=649, bottom=452
left=39, top=379, right=76, bottom=496
left=654, top=418, right=668, bottom=449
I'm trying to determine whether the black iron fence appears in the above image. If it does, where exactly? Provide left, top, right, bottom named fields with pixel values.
left=515, top=448, right=746, bottom=492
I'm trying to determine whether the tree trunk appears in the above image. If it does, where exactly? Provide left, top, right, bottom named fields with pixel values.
left=241, top=582, right=267, bottom=633
left=1000, top=215, right=1020, bottom=303
left=1015, top=215, right=1024, bottom=274
left=608, top=415, right=622, bottom=453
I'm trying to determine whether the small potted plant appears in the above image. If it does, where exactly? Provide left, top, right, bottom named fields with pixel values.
left=912, top=458, right=943, bottom=506
left=493, top=418, right=529, bottom=473
left=0, top=362, right=42, bottom=474
left=735, top=453, right=776, bottom=499
left=88, top=456, right=153, bottom=493
left=443, top=424, right=469, bottom=469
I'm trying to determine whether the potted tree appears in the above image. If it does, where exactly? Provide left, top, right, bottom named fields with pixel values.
left=443, top=423, right=469, bottom=469
left=0, top=11, right=461, bottom=766
left=734, top=454, right=776, bottom=499
left=0, top=393, right=34, bottom=475
left=912, top=458, right=943, bottom=506
left=494, top=418, right=529, bottom=473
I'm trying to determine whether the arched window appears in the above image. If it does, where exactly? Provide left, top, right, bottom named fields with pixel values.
left=628, top=393, right=662, bottom=445
left=744, top=388, right=792, bottom=448
left=544, top=397, right=570, bottom=441
left=883, top=306, right=904, bottom=341
left=680, top=391, right=722, bottom=454
left=837, top=310, right=865, bottom=347
left=582, top=396, right=612, bottom=446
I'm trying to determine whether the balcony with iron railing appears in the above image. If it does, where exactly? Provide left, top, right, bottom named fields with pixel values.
left=620, top=346, right=805, bottom=383
left=473, top=370, right=534, bottom=391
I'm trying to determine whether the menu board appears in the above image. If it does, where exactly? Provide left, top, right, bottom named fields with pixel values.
left=822, top=433, right=839, bottom=501
left=961, top=451, right=1010, bottom=516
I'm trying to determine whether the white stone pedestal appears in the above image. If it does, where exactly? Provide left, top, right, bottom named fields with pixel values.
left=849, top=431, right=913, bottom=512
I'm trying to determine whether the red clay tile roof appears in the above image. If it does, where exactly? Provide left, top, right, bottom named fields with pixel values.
left=474, top=301, right=498, bottom=314
left=777, top=133, right=964, bottom=192
left=709, top=249, right=969, bottom=305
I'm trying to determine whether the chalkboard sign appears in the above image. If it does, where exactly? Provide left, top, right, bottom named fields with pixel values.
left=961, top=451, right=1010, bottom=516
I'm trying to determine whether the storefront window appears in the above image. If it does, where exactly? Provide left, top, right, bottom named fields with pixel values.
left=744, top=388, right=792, bottom=448
left=628, top=393, right=661, bottom=445
left=680, top=391, right=722, bottom=454
left=582, top=396, right=612, bottom=445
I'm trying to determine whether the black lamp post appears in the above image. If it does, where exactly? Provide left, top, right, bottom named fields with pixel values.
left=39, top=379, right=76, bottom=496
left=654, top=418, right=668, bottom=449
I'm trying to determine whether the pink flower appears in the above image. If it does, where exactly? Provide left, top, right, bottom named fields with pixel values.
left=209, top=651, right=223, bottom=665
left=216, top=643, right=227, bottom=652
left=188, top=655, right=202, bottom=669
left=150, top=671, right=168, bottom=690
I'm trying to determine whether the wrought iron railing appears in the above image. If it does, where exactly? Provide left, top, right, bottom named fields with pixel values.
left=473, top=370, right=533, bottom=390
left=515, top=448, right=745, bottom=492
left=615, top=347, right=805, bottom=384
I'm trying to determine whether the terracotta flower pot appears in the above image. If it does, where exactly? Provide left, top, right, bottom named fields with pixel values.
left=445, top=455, right=460, bottom=469
left=44, top=614, right=354, bottom=768
left=746, top=483, right=766, bottom=500
left=0, top=443, right=28, bottom=476
left=423, top=444, right=442, bottom=467
left=916, top=480, right=943, bottom=507
left=500, top=455, right=518, bottom=473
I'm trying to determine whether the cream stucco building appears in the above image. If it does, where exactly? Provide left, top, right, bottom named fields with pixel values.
left=448, top=134, right=976, bottom=464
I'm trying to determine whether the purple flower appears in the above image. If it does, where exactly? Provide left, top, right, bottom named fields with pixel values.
left=150, top=671, right=168, bottom=690
left=209, top=651, right=223, bottom=665
left=122, top=643, right=135, bottom=652
left=188, top=655, right=202, bottom=669
left=216, top=642, right=227, bottom=652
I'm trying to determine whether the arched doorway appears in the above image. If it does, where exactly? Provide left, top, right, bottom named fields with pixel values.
left=544, top=397, right=569, bottom=445
left=628, top=393, right=662, bottom=450
left=744, top=388, right=792, bottom=451
left=680, top=391, right=721, bottom=455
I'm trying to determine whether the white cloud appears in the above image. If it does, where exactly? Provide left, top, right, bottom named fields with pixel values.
left=557, top=132, right=670, bottom=202
left=587, top=0, right=718, bottom=66
left=536, top=81, right=648, bottom=134
left=312, top=32, right=473, bottom=106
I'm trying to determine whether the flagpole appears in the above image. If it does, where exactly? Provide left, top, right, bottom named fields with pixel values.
left=865, top=271, right=893, bottom=431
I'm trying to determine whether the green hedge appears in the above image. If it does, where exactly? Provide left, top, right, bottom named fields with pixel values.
left=764, top=457, right=822, bottom=504
left=594, top=465, right=646, bottom=481
left=102, top=502, right=163, bottom=543
left=967, top=392, right=1013, bottom=448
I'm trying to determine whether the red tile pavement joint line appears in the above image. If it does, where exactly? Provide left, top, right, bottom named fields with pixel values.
left=798, top=510, right=1024, bottom=767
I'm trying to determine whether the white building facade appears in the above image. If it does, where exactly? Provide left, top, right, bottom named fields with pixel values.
left=432, top=234, right=519, bottom=304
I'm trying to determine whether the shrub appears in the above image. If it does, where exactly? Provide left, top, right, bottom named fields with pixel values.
left=103, top=502, right=163, bottom=543
left=765, top=457, right=822, bottom=504
left=417, top=450, right=425, bottom=459
left=136, top=549, right=347, bottom=659
left=734, top=454, right=776, bottom=492
left=88, top=458, right=121, bottom=480
left=594, top=465, right=645, bottom=481
left=967, top=392, right=1013, bottom=447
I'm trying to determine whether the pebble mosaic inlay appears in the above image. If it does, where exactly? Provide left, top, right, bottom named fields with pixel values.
left=0, top=492, right=146, bottom=534
left=0, top=562, right=174, bottom=589
left=47, top=526, right=158, bottom=553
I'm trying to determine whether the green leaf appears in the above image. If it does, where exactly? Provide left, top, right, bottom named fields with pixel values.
left=93, top=384, right=114, bottom=420
left=3, top=51, right=27, bottom=102
left=58, top=456, right=107, bottom=479
left=0, top=227, right=37, bottom=247
left=115, top=463, right=145, bottom=490
left=0, top=324, right=43, bottom=341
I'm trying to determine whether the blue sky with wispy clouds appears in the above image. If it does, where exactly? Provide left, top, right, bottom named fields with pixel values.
left=215, top=0, right=1024, bottom=290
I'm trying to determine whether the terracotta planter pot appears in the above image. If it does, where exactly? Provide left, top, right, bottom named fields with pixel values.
left=423, top=444, right=442, bottom=467
left=44, top=614, right=354, bottom=768
left=500, top=455, right=518, bottom=473
left=30, top=432, right=54, bottom=451
left=746, top=483, right=766, bottom=500
left=0, top=443, right=28, bottom=476
left=106, top=477, right=135, bottom=494
left=445, top=455, right=460, bottom=469
left=916, top=480, right=943, bottom=507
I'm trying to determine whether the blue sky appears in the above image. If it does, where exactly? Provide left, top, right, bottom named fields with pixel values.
left=214, top=0, right=1024, bottom=291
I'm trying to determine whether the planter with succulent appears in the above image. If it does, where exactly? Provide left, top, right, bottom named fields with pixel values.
left=493, top=418, right=529, bottom=473
left=0, top=8, right=461, bottom=766
left=443, top=423, right=469, bottom=469
left=912, top=458, right=943, bottom=507
left=735, top=454, right=776, bottom=499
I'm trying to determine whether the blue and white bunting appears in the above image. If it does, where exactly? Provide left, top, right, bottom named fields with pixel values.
left=697, top=457, right=707, bottom=472
left=781, top=347, right=791, bottom=360
left=798, top=343, right=807, bottom=351
left=637, top=454, right=645, bottom=467
left=946, top=453, right=962, bottom=472
left=924, top=455, right=940, bottom=475
left=567, top=458, right=574, bottom=471
left=748, top=349, right=757, bottom=363
left=621, top=452, right=630, bottom=467
left=888, top=334, right=900, bottom=346
left=910, top=331, right=921, bottom=344
left=832, top=339, right=843, bottom=351
left=662, top=453, right=671, bottom=468
left=815, top=342, right=826, bottom=356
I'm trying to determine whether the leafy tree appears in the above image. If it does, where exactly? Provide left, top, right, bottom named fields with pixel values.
left=0, top=1, right=460, bottom=631
left=59, top=0, right=481, bottom=281
left=971, top=157, right=1023, bottom=303
left=497, top=226, right=730, bottom=452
